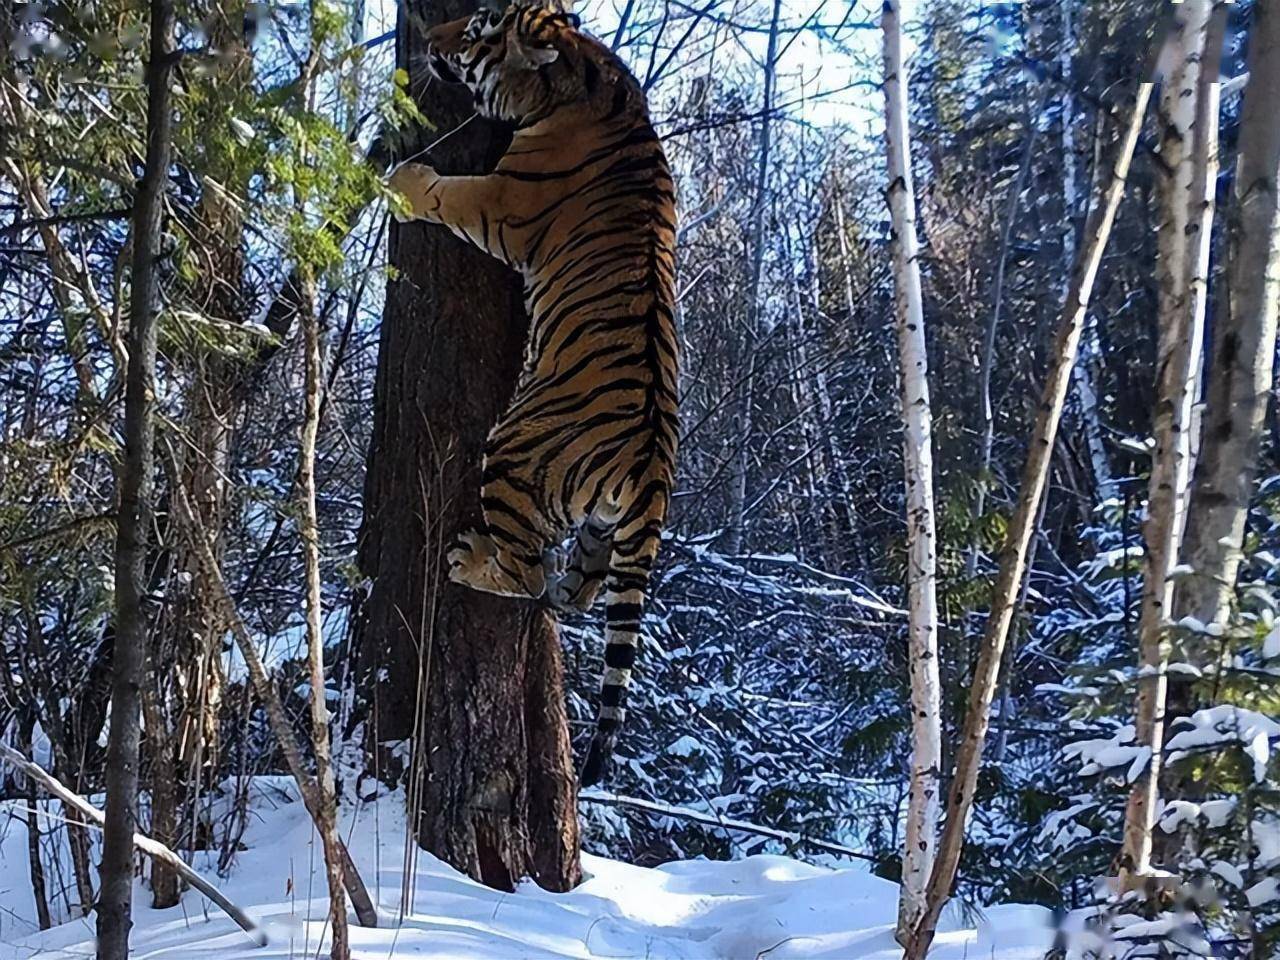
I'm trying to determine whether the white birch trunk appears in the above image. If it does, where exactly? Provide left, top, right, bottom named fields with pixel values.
left=1174, top=0, right=1280, bottom=632
left=907, top=77, right=1156, bottom=960
left=882, top=3, right=942, bottom=941
left=1121, top=0, right=1212, bottom=881
left=1182, top=6, right=1225, bottom=496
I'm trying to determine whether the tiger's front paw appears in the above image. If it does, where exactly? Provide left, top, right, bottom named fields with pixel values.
left=387, top=162, right=441, bottom=223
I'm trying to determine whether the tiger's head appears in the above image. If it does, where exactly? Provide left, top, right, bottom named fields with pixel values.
left=421, top=2, right=634, bottom=126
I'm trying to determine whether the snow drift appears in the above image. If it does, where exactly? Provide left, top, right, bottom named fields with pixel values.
left=0, top=779, right=1053, bottom=958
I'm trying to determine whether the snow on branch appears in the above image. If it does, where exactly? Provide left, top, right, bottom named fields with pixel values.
left=0, top=742, right=267, bottom=946
left=667, top=540, right=905, bottom=616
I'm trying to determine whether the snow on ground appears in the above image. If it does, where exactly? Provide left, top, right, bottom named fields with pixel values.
left=0, top=779, right=1053, bottom=959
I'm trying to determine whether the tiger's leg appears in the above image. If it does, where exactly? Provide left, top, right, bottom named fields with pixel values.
left=387, top=163, right=521, bottom=267
left=447, top=421, right=558, bottom=599
left=581, top=485, right=669, bottom=786
left=545, top=517, right=614, bottom=613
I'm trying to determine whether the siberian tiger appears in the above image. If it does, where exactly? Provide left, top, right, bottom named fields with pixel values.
left=387, top=1, right=679, bottom=786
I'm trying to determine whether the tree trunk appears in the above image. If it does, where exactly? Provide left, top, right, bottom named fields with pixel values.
left=1162, top=0, right=1279, bottom=834
left=906, top=76, right=1156, bottom=960
left=168, top=475, right=378, bottom=927
left=65, top=805, right=96, bottom=917
left=1120, top=0, right=1213, bottom=882
left=1061, top=0, right=1116, bottom=507
left=969, top=91, right=1047, bottom=579
left=723, top=0, right=781, bottom=557
left=299, top=281, right=350, bottom=959
left=353, top=0, right=580, bottom=893
left=1174, top=0, right=1280, bottom=633
left=882, top=1, right=942, bottom=943
left=1182, top=5, right=1226, bottom=486
left=144, top=692, right=181, bottom=907
left=98, top=0, right=176, bottom=953
left=16, top=715, right=53, bottom=931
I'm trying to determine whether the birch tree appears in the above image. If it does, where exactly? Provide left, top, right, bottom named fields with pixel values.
left=882, top=1, right=941, bottom=941
left=1120, top=0, right=1213, bottom=882
left=1174, top=0, right=1280, bottom=635
left=97, top=0, right=176, bottom=953
left=1160, top=0, right=1280, bottom=840
left=907, top=74, right=1157, bottom=960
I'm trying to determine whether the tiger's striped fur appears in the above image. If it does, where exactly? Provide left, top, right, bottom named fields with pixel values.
left=388, top=1, right=679, bottom=786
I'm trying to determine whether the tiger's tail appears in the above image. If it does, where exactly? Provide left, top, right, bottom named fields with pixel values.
left=580, top=487, right=666, bottom=787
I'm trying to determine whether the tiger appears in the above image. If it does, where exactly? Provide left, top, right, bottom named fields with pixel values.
left=387, top=0, right=679, bottom=786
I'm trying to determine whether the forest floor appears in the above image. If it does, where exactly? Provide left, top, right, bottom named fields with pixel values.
left=0, top=779, right=1054, bottom=959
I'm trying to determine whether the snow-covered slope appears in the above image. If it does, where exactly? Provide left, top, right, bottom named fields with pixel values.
left=0, top=781, right=1053, bottom=959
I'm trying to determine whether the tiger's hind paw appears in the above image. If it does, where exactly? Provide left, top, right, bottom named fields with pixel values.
left=542, top=543, right=569, bottom=581
left=448, top=529, right=546, bottom=598
left=545, top=569, right=603, bottom=613
left=540, top=545, right=600, bottom=612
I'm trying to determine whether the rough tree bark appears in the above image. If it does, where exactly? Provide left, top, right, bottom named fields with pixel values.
left=97, top=0, right=176, bottom=953
left=299, top=282, right=350, bottom=959
left=1121, top=0, right=1213, bottom=882
left=882, top=0, right=942, bottom=943
left=906, top=76, right=1156, bottom=960
left=353, top=0, right=580, bottom=892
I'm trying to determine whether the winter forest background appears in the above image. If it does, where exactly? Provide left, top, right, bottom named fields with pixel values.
left=1, top=0, right=1279, bottom=957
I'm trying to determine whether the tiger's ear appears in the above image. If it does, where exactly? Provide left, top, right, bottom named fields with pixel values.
left=508, top=31, right=559, bottom=69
